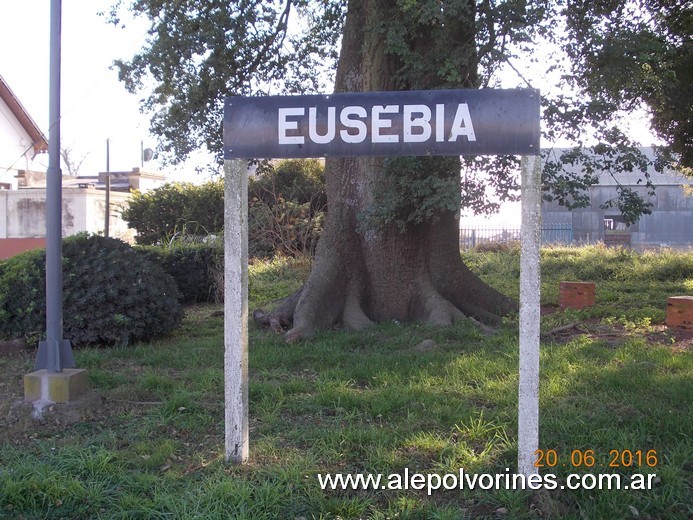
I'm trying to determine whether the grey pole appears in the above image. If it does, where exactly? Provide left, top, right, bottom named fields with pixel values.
left=34, top=0, right=75, bottom=372
left=105, top=139, right=110, bottom=237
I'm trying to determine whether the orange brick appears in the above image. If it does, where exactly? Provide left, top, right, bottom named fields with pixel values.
left=666, top=296, right=693, bottom=330
left=559, top=282, right=596, bottom=310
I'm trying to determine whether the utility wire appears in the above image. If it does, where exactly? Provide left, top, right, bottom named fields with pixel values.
left=1, top=68, right=125, bottom=181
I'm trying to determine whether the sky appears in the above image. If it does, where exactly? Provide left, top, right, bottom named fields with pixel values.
left=0, top=0, right=212, bottom=185
left=0, top=1, right=663, bottom=225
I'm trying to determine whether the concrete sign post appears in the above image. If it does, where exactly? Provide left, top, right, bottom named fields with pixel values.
left=223, top=88, right=540, bottom=465
left=224, top=159, right=250, bottom=463
left=518, top=155, right=542, bottom=477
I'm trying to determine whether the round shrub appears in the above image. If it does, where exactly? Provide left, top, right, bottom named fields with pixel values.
left=0, top=248, right=45, bottom=341
left=136, top=242, right=223, bottom=304
left=251, top=158, right=327, bottom=211
left=0, top=234, right=182, bottom=346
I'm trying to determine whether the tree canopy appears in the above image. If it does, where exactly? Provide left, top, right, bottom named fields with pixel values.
left=106, top=0, right=691, bottom=338
left=107, top=0, right=691, bottom=222
left=563, top=0, right=692, bottom=168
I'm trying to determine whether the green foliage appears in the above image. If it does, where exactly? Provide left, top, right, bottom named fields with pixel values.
left=122, top=160, right=325, bottom=258
left=122, top=181, right=224, bottom=245
left=463, top=244, right=693, bottom=322
left=563, top=0, right=693, bottom=167
left=360, top=156, right=461, bottom=232
left=249, top=199, right=325, bottom=258
left=379, top=0, right=478, bottom=89
left=0, top=234, right=182, bottom=346
left=1, top=247, right=691, bottom=519
left=252, top=158, right=327, bottom=211
left=136, top=241, right=223, bottom=304
left=0, top=248, right=46, bottom=340
left=110, top=0, right=688, bottom=227
left=109, top=1, right=344, bottom=162
left=249, top=159, right=326, bottom=258
left=542, top=134, right=661, bottom=225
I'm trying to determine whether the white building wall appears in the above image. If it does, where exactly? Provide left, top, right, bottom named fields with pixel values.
left=107, top=193, right=135, bottom=242
left=0, top=191, right=7, bottom=238
left=69, top=191, right=89, bottom=235
left=0, top=100, right=35, bottom=185
left=5, top=189, right=47, bottom=237
left=2, top=188, right=135, bottom=242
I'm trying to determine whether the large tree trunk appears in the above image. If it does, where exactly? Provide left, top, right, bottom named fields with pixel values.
left=264, top=0, right=517, bottom=341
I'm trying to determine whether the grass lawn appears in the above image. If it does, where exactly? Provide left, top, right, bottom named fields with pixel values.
left=0, top=246, right=691, bottom=519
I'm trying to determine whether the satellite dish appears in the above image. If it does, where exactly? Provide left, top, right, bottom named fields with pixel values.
left=142, top=148, right=155, bottom=162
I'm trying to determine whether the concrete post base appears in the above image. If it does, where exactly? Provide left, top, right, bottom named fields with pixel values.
left=24, top=369, right=88, bottom=403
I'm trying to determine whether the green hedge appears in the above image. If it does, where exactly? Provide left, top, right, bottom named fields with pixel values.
left=120, top=161, right=326, bottom=258
left=136, top=242, right=223, bottom=304
left=0, top=235, right=182, bottom=346
left=122, top=181, right=225, bottom=246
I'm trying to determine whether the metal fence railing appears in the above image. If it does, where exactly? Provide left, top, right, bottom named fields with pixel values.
left=460, top=223, right=573, bottom=249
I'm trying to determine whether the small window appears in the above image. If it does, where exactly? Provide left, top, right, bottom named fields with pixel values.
left=604, top=216, right=629, bottom=231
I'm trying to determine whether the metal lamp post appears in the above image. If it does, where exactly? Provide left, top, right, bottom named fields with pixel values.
left=34, top=0, right=75, bottom=372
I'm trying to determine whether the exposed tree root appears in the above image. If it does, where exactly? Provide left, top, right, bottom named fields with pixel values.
left=251, top=207, right=514, bottom=342
left=340, top=281, right=374, bottom=331
left=281, top=225, right=350, bottom=341
left=252, top=288, right=302, bottom=333
left=253, top=275, right=502, bottom=339
left=414, top=280, right=465, bottom=326
left=426, top=212, right=517, bottom=325
left=467, top=316, right=499, bottom=336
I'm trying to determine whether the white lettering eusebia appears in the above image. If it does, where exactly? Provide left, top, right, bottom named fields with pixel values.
left=403, top=104, right=432, bottom=143
left=277, top=103, right=476, bottom=146
left=372, top=105, right=399, bottom=143
left=278, top=107, right=304, bottom=144
left=340, top=106, right=368, bottom=143
left=309, top=106, right=336, bottom=144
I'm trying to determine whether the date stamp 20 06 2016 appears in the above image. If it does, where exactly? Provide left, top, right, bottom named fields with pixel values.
left=534, top=449, right=658, bottom=469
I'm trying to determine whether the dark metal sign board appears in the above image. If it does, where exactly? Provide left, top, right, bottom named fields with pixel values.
left=224, top=88, right=539, bottom=159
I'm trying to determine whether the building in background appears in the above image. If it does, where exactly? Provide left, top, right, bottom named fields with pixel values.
left=1, top=73, right=48, bottom=258
left=460, top=148, right=692, bottom=250
left=0, top=168, right=166, bottom=259
left=542, top=148, right=693, bottom=250
left=1, top=73, right=167, bottom=259
left=0, top=74, right=47, bottom=190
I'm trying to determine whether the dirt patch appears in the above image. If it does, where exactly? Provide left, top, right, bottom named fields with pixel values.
left=0, top=338, right=29, bottom=357
left=541, top=305, right=561, bottom=316
left=0, top=351, right=123, bottom=449
left=542, top=319, right=692, bottom=350
left=3, top=392, right=106, bottom=446
left=643, top=325, right=693, bottom=351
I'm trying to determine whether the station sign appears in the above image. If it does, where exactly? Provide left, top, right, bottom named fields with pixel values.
left=224, top=88, right=540, bottom=158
